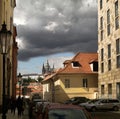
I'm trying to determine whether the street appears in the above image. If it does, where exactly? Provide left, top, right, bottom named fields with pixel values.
left=91, top=110, right=120, bottom=119
left=0, top=107, right=29, bottom=119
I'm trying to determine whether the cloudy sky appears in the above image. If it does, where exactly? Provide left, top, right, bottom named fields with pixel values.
left=14, top=0, right=98, bottom=74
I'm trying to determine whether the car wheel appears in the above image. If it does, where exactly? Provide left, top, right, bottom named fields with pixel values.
left=113, top=106, right=119, bottom=111
left=91, top=107, right=96, bottom=112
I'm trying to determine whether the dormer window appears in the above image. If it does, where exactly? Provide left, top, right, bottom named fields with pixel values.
left=72, top=61, right=81, bottom=68
left=90, top=61, right=98, bottom=72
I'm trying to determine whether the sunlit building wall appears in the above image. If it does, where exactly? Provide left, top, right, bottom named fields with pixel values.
left=98, top=0, right=120, bottom=99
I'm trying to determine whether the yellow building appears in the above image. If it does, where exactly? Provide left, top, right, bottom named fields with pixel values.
left=42, top=52, right=98, bottom=103
left=98, top=0, right=120, bottom=98
left=0, top=0, right=17, bottom=112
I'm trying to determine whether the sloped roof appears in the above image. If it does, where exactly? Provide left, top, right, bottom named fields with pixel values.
left=42, top=68, right=63, bottom=83
left=42, top=52, right=98, bottom=83
left=59, top=52, right=98, bottom=74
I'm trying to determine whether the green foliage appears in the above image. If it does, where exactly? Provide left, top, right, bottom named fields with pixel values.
left=37, top=76, right=43, bottom=82
left=18, top=76, right=43, bottom=86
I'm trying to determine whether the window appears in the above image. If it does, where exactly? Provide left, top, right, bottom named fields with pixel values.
left=107, top=9, right=110, bottom=23
left=108, top=59, right=111, bottom=71
left=115, top=1, right=118, bottom=16
left=107, top=9, right=110, bottom=35
left=115, top=17, right=119, bottom=29
left=108, top=44, right=111, bottom=58
left=100, top=17, right=103, bottom=30
left=116, top=39, right=120, bottom=68
left=100, top=0, right=103, bottom=9
left=108, top=44, right=111, bottom=71
left=93, top=62, right=98, bottom=71
left=116, top=39, right=120, bottom=54
left=72, top=61, right=81, bottom=67
left=83, top=78, right=88, bottom=88
left=101, top=63, right=104, bottom=73
left=116, top=83, right=120, bottom=98
left=108, top=84, right=112, bottom=95
left=65, top=79, right=70, bottom=88
left=101, top=48, right=104, bottom=61
left=107, top=24, right=110, bottom=36
left=101, top=48, right=104, bottom=73
left=101, top=85, right=104, bottom=95
left=100, top=17, right=104, bottom=40
left=101, top=30, right=104, bottom=40
left=115, top=1, right=119, bottom=29
left=117, top=56, right=120, bottom=68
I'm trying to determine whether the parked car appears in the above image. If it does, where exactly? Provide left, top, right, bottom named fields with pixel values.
left=39, top=103, right=96, bottom=119
left=80, top=98, right=120, bottom=111
left=64, top=97, right=90, bottom=105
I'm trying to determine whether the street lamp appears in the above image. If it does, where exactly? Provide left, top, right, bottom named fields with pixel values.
left=0, top=22, right=12, bottom=119
left=17, top=73, right=22, bottom=97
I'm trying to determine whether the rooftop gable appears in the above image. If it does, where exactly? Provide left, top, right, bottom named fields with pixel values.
left=59, top=52, right=98, bottom=74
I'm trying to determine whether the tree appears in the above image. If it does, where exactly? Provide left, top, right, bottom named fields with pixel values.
left=37, top=76, right=43, bottom=82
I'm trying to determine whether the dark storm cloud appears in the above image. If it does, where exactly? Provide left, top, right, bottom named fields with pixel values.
left=14, top=0, right=98, bottom=61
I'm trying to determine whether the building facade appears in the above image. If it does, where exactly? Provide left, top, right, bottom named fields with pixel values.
left=0, top=0, right=17, bottom=112
left=98, top=0, right=120, bottom=99
left=42, top=52, right=98, bottom=103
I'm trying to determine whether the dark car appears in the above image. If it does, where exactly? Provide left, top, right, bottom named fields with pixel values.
left=40, top=103, right=96, bottom=119
left=64, top=97, right=90, bottom=105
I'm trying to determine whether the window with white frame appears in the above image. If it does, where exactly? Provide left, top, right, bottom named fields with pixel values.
left=72, top=61, right=81, bottom=68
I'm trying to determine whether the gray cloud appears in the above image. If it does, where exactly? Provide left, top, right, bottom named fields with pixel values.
left=14, top=0, right=98, bottom=61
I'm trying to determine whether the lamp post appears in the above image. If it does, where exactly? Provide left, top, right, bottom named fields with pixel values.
left=17, top=73, right=22, bottom=97
left=0, top=22, right=12, bottom=119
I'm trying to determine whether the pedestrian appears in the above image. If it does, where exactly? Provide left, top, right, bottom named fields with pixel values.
left=28, top=101, right=34, bottom=119
left=16, top=96, right=23, bottom=117
left=10, top=96, right=16, bottom=115
left=21, top=97, right=25, bottom=115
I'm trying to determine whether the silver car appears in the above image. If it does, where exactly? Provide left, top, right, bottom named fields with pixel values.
left=80, top=99, right=120, bottom=111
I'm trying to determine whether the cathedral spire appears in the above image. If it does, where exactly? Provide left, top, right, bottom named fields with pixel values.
left=42, top=63, right=45, bottom=74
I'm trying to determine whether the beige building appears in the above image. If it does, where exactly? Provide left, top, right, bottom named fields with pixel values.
left=98, top=0, right=120, bottom=99
left=42, top=52, right=98, bottom=103
left=0, top=0, right=17, bottom=112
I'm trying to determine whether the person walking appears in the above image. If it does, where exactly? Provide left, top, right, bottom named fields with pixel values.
left=21, top=97, right=25, bottom=115
left=16, top=96, right=23, bottom=117
left=10, top=96, right=16, bottom=115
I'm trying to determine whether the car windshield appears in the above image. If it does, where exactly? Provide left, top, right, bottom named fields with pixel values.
left=49, top=109, right=89, bottom=119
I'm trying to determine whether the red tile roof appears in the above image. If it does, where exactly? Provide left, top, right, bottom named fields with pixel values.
left=42, top=52, right=98, bottom=83
left=59, top=52, right=98, bottom=74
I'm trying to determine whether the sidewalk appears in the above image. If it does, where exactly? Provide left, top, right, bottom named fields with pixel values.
left=0, top=108, right=29, bottom=119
